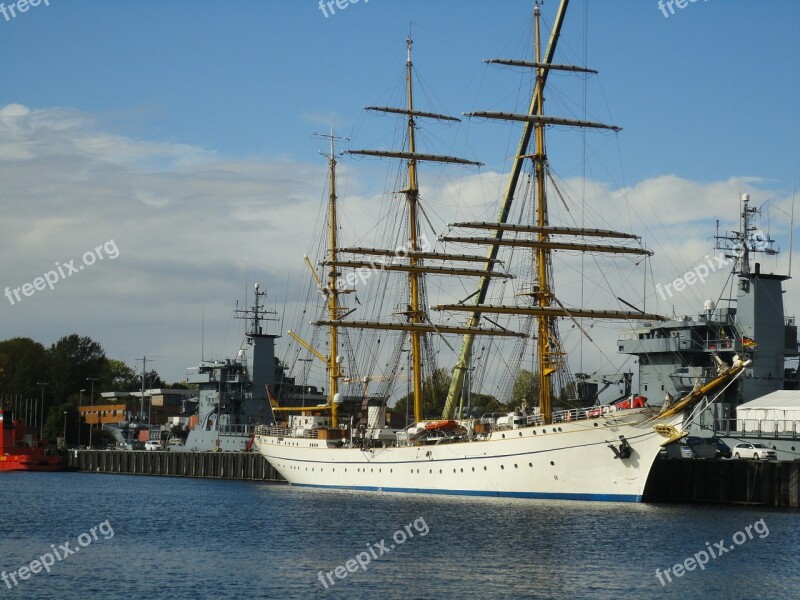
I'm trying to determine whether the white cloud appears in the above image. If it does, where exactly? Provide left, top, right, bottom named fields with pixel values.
left=1, top=104, right=796, bottom=400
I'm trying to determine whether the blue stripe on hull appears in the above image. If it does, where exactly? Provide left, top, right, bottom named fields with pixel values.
left=291, top=483, right=642, bottom=503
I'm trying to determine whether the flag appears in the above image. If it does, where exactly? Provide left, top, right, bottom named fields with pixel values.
left=265, top=384, right=280, bottom=408
left=742, top=336, right=757, bottom=348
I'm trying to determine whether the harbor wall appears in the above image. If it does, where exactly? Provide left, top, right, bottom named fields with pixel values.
left=645, top=459, right=800, bottom=507
left=67, top=449, right=285, bottom=482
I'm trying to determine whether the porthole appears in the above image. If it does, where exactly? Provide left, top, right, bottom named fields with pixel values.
left=528, top=462, right=533, bottom=467
left=519, top=432, right=523, bottom=437
left=594, top=423, right=598, bottom=427
left=550, top=461, right=555, bottom=466
left=439, top=469, right=442, bottom=474
left=501, top=465, right=505, bottom=470
left=514, top=464, right=518, bottom=468
left=502, top=434, right=506, bottom=439
left=483, top=466, right=487, bottom=471
left=472, top=467, right=475, bottom=472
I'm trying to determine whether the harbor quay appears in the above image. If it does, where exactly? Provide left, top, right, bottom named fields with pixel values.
left=66, top=449, right=285, bottom=482
left=64, top=448, right=800, bottom=508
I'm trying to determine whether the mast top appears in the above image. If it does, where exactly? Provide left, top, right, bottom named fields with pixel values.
left=313, top=129, right=350, bottom=162
left=234, top=284, right=278, bottom=340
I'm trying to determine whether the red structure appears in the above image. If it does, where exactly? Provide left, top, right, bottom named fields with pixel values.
left=0, top=407, right=63, bottom=471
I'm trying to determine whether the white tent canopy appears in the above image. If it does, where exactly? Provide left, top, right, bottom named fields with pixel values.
left=736, top=391, right=800, bottom=433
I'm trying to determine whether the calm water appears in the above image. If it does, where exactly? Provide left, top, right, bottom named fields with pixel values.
left=0, top=472, right=797, bottom=599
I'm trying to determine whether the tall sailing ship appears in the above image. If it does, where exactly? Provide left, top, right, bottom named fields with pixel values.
left=254, top=1, right=750, bottom=501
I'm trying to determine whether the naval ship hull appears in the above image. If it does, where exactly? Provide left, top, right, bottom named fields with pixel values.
left=254, top=408, right=681, bottom=502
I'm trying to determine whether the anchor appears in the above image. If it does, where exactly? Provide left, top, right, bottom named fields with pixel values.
left=608, top=435, right=632, bottom=459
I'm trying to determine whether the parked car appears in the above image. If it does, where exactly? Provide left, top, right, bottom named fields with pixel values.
left=144, top=440, right=162, bottom=451
left=685, top=436, right=732, bottom=459
left=732, top=442, right=777, bottom=460
left=659, top=442, right=696, bottom=459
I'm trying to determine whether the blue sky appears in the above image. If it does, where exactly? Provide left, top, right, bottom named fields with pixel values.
left=1, top=0, right=798, bottom=388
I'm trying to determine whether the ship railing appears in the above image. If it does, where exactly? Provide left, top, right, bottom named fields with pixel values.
left=254, top=425, right=293, bottom=437
left=252, top=425, right=323, bottom=439
left=712, top=418, right=800, bottom=439
left=523, top=414, right=544, bottom=426
left=736, top=419, right=800, bottom=438
left=480, top=412, right=504, bottom=424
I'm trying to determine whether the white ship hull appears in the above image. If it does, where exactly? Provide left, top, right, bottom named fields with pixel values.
left=254, top=408, right=683, bottom=502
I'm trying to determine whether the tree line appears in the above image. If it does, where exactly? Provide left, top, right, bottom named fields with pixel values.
left=0, top=335, right=176, bottom=443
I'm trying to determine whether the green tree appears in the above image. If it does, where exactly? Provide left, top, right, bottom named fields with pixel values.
left=42, top=401, right=87, bottom=446
left=469, top=393, right=507, bottom=417
left=103, top=359, right=139, bottom=392
left=47, top=335, right=106, bottom=402
left=512, top=369, right=540, bottom=409
left=0, top=337, right=47, bottom=397
left=393, top=367, right=452, bottom=421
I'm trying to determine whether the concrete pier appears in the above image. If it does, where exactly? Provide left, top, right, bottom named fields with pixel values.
left=67, top=449, right=285, bottom=482
left=645, top=459, right=800, bottom=507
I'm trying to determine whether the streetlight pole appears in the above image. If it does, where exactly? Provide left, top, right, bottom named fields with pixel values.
left=36, top=382, right=49, bottom=440
left=78, top=389, right=85, bottom=447
left=63, top=410, right=68, bottom=447
left=87, top=377, right=99, bottom=448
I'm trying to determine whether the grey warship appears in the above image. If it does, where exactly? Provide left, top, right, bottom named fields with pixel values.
left=619, top=193, right=799, bottom=458
left=173, top=284, right=324, bottom=452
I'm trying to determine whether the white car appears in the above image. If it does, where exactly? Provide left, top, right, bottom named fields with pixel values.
left=144, top=440, right=162, bottom=451
left=732, top=442, right=777, bottom=460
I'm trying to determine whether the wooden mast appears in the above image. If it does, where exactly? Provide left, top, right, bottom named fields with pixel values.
left=318, top=36, right=489, bottom=424
left=325, top=130, right=344, bottom=427
left=441, top=0, right=571, bottom=419
left=436, top=0, right=663, bottom=422
left=404, top=36, right=426, bottom=424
